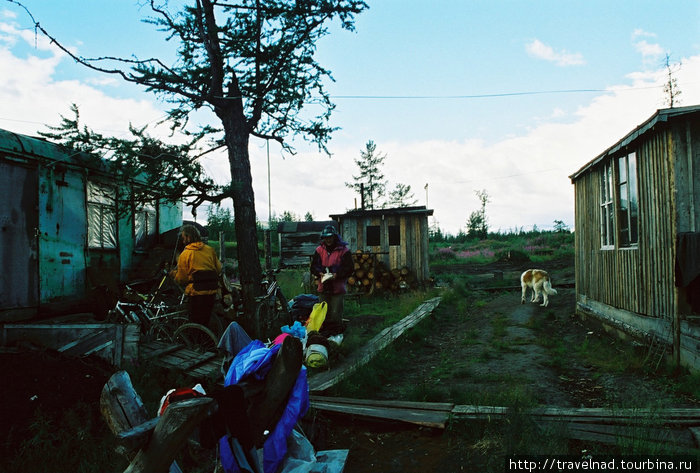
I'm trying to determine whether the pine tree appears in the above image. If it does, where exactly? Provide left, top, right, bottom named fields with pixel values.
left=466, top=189, right=490, bottom=239
left=386, top=183, right=417, bottom=208
left=345, top=140, right=387, bottom=209
left=663, top=53, right=682, bottom=108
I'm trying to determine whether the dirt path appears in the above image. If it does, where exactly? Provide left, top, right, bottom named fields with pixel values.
left=312, top=262, right=700, bottom=472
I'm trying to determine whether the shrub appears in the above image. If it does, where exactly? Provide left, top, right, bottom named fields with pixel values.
left=494, top=248, right=530, bottom=263
left=432, top=247, right=457, bottom=261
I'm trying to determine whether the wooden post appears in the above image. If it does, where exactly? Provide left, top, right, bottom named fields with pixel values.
left=265, top=229, right=272, bottom=271
left=219, top=231, right=226, bottom=265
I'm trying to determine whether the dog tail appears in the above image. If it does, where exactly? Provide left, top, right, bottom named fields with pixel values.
left=544, top=279, right=557, bottom=295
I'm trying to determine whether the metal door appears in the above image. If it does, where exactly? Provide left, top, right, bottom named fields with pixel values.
left=0, top=161, right=39, bottom=312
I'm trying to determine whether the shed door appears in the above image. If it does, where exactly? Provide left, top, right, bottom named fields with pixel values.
left=0, top=162, right=39, bottom=311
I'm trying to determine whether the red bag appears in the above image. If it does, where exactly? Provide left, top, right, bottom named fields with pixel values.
left=158, top=384, right=206, bottom=416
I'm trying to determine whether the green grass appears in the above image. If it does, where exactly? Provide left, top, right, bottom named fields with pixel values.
left=429, top=230, right=574, bottom=266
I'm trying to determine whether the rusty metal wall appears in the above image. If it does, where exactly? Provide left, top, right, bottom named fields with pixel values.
left=0, top=161, right=38, bottom=312
left=38, top=165, right=88, bottom=303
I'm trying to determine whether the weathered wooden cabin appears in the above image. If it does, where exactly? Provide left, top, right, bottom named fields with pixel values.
left=277, top=220, right=338, bottom=267
left=330, top=206, right=433, bottom=282
left=0, top=128, right=182, bottom=322
left=569, top=105, right=700, bottom=369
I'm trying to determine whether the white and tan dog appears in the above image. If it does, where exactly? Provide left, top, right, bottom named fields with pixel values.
left=520, top=269, right=557, bottom=307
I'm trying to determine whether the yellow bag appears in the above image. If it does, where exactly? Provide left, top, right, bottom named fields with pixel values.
left=305, top=302, right=327, bottom=332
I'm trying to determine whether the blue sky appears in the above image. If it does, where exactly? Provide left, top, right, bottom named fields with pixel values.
left=2, top=1, right=700, bottom=234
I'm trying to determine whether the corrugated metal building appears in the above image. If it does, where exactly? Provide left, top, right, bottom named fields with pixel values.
left=0, top=128, right=182, bottom=322
left=570, top=105, right=700, bottom=368
left=330, top=206, right=433, bottom=282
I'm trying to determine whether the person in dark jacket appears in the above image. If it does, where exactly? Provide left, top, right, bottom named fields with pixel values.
left=310, top=225, right=354, bottom=335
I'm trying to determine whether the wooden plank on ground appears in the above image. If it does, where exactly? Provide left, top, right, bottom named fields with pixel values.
left=179, top=352, right=217, bottom=371
left=308, top=297, right=441, bottom=392
left=560, top=422, right=697, bottom=451
left=188, top=359, right=222, bottom=380
left=139, top=338, right=223, bottom=380
left=311, top=396, right=700, bottom=447
left=140, top=341, right=185, bottom=360
left=310, top=397, right=450, bottom=429
left=452, top=404, right=700, bottom=425
left=311, top=395, right=453, bottom=413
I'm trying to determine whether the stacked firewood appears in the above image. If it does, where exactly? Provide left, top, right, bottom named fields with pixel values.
left=346, top=250, right=416, bottom=293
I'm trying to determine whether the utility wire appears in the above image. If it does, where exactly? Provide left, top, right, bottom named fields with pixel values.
left=331, top=85, right=664, bottom=100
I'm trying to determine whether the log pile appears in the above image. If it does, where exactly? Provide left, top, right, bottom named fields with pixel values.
left=346, top=250, right=416, bottom=294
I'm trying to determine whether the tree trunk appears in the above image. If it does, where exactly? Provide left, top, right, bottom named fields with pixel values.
left=222, top=116, right=263, bottom=323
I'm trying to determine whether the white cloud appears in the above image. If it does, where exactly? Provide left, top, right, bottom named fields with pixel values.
left=1, top=9, right=17, bottom=19
left=634, top=39, right=665, bottom=63
left=632, top=28, right=657, bottom=40
left=525, top=39, right=585, bottom=66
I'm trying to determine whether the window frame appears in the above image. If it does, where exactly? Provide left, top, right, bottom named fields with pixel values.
left=134, top=199, right=158, bottom=250
left=87, top=181, right=118, bottom=250
left=616, top=152, right=639, bottom=248
left=600, top=161, right=615, bottom=249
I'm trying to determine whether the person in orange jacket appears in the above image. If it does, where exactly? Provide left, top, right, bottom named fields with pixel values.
left=171, top=224, right=222, bottom=326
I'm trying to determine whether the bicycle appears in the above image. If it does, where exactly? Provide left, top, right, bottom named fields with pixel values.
left=249, top=268, right=292, bottom=341
left=109, top=271, right=222, bottom=353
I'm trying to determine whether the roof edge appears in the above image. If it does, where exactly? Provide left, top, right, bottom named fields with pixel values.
left=569, top=105, right=700, bottom=181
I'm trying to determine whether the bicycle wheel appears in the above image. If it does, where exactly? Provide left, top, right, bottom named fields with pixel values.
left=253, top=300, right=270, bottom=341
left=173, top=323, right=218, bottom=353
left=147, top=315, right=188, bottom=343
left=275, top=289, right=292, bottom=326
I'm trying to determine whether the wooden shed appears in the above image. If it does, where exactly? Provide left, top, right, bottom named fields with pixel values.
left=329, top=206, right=433, bottom=282
left=277, top=220, right=338, bottom=267
left=569, top=105, right=700, bottom=369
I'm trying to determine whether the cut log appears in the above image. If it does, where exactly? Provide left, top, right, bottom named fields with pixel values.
left=100, top=370, right=152, bottom=458
left=124, top=397, right=215, bottom=473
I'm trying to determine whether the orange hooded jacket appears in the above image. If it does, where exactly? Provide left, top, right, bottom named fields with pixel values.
left=173, top=242, right=222, bottom=296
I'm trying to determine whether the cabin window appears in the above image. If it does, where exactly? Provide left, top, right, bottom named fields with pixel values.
left=388, top=225, right=400, bottom=246
left=617, top=152, right=638, bottom=247
left=600, top=162, right=614, bottom=248
left=366, top=225, right=380, bottom=246
left=87, top=181, right=117, bottom=249
left=134, top=201, right=157, bottom=249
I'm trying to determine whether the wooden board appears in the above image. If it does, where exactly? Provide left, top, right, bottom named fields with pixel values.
left=311, top=397, right=450, bottom=429
left=1, top=322, right=138, bottom=367
left=452, top=404, right=700, bottom=425
left=139, top=340, right=222, bottom=381
left=310, top=395, right=700, bottom=449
